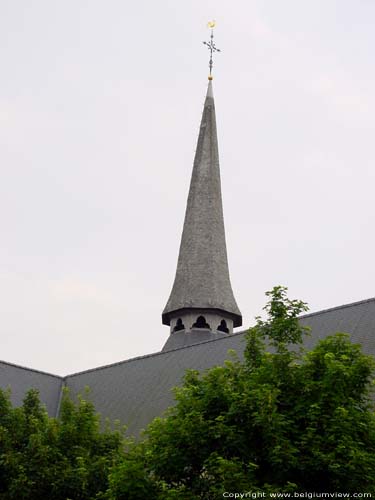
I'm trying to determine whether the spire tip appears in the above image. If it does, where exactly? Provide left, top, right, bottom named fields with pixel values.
left=203, top=21, right=221, bottom=79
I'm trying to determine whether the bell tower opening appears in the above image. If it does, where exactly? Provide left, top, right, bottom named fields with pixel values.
left=173, top=318, right=185, bottom=332
left=217, top=319, right=229, bottom=333
left=192, top=316, right=210, bottom=329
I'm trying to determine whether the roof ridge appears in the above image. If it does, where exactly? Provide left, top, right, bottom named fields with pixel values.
left=0, top=359, right=63, bottom=380
left=5, top=297, right=374, bottom=380
left=299, top=296, right=375, bottom=319
left=66, top=330, right=248, bottom=378
left=53, top=296, right=375, bottom=378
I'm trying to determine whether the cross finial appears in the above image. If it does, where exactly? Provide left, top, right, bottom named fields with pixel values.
left=203, top=21, right=221, bottom=80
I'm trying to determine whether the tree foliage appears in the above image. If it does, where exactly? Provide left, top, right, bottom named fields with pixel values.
left=0, top=388, right=125, bottom=499
left=137, top=286, right=375, bottom=497
left=1, top=286, right=375, bottom=499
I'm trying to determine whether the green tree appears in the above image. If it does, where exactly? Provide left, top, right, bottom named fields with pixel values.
left=0, top=388, right=125, bottom=500
left=130, top=286, right=375, bottom=498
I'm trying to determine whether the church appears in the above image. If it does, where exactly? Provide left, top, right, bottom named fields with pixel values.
left=1, top=75, right=375, bottom=437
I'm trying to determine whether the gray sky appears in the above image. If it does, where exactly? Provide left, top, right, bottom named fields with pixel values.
left=2, top=1, right=375, bottom=375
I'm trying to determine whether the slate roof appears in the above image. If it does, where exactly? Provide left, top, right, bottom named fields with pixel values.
left=0, top=360, right=63, bottom=417
left=1, top=297, right=375, bottom=437
left=65, top=333, right=247, bottom=436
left=65, top=296, right=375, bottom=436
left=299, top=297, right=375, bottom=354
left=162, top=328, right=229, bottom=351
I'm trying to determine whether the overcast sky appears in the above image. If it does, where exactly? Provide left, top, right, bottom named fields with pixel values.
left=1, top=1, right=375, bottom=375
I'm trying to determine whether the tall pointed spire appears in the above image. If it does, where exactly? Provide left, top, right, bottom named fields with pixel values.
left=162, top=80, right=242, bottom=347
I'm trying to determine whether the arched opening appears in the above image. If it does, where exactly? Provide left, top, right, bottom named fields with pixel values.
left=192, top=315, right=210, bottom=329
left=173, top=318, right=185, bottom=332
left=217, top=319, right=229, bottom=334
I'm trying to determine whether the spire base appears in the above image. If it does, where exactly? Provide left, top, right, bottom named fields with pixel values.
left=162, top=307, right=242, bottom=329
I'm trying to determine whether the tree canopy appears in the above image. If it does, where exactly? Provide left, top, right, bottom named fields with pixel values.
left=1, top=287, right=374, bottom=499
left=139, top=287, right=375, bottom=497
left=0, top=387, right=126, bottom=499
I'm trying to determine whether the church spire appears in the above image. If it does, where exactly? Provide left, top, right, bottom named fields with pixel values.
left=162, top=78, right=242, bottom=345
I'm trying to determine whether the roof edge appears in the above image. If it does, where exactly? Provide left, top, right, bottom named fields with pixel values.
left=299, top=296, right=375, bottom=320
left=0, top=359, right=63, bottom=380
left=66, top=330, right=248, bottom=379
left=5, top=297, right=374, bottom=381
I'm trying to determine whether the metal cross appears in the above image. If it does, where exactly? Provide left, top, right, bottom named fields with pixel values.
left=203, top=21, right=221, bottom=79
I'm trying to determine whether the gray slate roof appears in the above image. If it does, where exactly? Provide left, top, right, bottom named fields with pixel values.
left=1, top=297, right=375, bottom=436
left=65, top=297, right=375, bottom=436
left=162, top=81, right=242, bottom=327
left=162, top=328, right=229, bottom=351
left=299, top=297, right=375, bottom=354
left=0, top=360, right=63, bottom=416
left=65, top=333, right=247, bottom=436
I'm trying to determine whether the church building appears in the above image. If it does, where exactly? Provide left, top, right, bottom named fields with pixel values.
left=1, top=76, right=375, bottom=437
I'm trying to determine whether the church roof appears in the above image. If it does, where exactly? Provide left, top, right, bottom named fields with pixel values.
left=162, top=328, right=229, bottom=351
left=65, top=331, right=247, bottom=436
left=63, top=296, right=375, bottom=436
left=299, top=296, right=375, bottom=354
left=2, top=297, right=373, bottom=436
left=162, top=81, right=242, bottom=327
left=0, top=360, right=63, bottom=416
